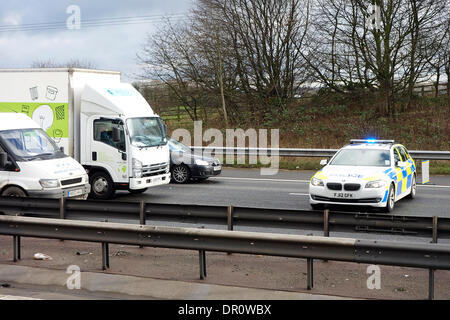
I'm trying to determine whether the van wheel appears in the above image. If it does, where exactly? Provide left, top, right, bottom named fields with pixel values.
left=2, top=187, right=27, bottom=197
left=383, top=185, right=395, bottom=213
left=90, top=172, right=115, bottom=199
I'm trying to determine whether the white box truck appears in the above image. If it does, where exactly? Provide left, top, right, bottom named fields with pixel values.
left=0, top=68, right=170, bottom=199
left=0, top=113, right=91, bottom=199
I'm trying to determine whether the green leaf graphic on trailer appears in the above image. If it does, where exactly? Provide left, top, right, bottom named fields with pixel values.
left=0, top=102, right=69, bottom=138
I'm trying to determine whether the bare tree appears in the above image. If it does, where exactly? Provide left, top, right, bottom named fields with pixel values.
left=304, top=0, right=448, bottom=115
left=138, top=0, right=312, bottom=124
left=31, top=58, right=97, bottom=69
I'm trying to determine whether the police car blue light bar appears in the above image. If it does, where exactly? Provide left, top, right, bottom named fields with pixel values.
left=350, top=139, right=395, bottom=144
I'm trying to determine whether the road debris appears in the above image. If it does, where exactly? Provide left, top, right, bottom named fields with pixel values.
left=33, top=253, right=52, bottom=260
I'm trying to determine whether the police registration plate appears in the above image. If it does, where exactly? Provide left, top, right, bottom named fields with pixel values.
left=333, top=192, right=353, bottom=198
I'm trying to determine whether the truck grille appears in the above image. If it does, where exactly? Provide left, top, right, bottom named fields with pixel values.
left=61, top=178, right=82, bottom=186
left=142, top=162, right=169, bottom=177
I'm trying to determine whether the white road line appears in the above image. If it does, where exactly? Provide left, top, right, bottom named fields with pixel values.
left=418, top=185, right=450, bottom=189
left=0, top=295, right=40, bottom=300
left=211, top=177, right=310, bottom=183
left=289, top=193, right=310, bottom=196
left=213, top=176, right=450, bottom=189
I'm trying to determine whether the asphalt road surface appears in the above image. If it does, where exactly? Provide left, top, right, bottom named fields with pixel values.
left=115, top=168, right=450, bottom=218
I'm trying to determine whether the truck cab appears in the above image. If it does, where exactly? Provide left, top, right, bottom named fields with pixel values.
left=0, top=113, right=90, bottom=199
left=80, top=83, right=170, bottom=199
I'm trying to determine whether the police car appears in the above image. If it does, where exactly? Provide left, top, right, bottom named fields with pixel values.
left=309, top=139, right=417, bottom=212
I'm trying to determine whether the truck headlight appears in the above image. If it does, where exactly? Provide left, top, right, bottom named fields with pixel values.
left=311, top=177, right=324, bottom=187
left=132, top=158, right=143, bottom=178
left=39, top=179, right=60, bottom=188
left=195, top=159, right=209, bottom=166
left=365, top=180, right=386, bottom=188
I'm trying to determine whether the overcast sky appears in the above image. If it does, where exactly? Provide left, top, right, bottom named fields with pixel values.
left=0, top=1, right=193, bottom=82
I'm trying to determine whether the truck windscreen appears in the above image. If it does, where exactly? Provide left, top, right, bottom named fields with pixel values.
left=0, top=128, right=65, bottom=160
left=127, top=117, right=167, bottom=148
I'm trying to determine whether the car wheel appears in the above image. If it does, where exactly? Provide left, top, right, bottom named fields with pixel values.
left=407, top=174, right=416, bottom=199
left=1, top=186, right=27, bottom=197
left=90, top=172, right=115, bottom=199
left=171, top=164, right=191, bottom=184
left=384, top=185, right=395, bottom=213
left=128, top=188, right=148, bottom=195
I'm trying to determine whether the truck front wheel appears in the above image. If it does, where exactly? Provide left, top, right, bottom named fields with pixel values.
left=90, top=172, right=115, bottom=199
left=1, top=187, right=27, bottom=197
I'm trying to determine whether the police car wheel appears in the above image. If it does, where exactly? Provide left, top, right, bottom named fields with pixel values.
left=407, top=174, right=416, bottom=199
left=384, top=185, right=395, bottom=213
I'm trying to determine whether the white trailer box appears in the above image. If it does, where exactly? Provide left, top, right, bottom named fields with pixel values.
left=0, top=68, right=170, bottom=199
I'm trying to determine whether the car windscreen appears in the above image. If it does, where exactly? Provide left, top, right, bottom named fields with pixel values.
left=127, top=117, right=166, bottom=148
left=168, top=139, right=191, bottom=153
left=0, top=128, right=64, bottom=160
left=329, top=149, right=391, bottom=167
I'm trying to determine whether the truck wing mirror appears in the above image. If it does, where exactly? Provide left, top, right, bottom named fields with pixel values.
left=320, top=159, right=327, bottom=166
left=163, top=123, right=168, bottom=138
left=112, top=127, right=121, bottom=142
left=0, top=152, right=7, bottom=168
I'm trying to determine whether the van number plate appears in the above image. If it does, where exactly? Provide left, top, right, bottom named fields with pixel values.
left=68, top=189, right=83, bottom=197
left=334, top=193, right=353, bottom=198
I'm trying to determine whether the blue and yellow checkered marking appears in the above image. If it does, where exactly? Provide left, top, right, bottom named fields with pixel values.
left=393, top=158, right=415, bottom=196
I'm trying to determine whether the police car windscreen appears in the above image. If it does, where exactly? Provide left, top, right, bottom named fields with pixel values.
left=330, top=149, right=390, bottom=167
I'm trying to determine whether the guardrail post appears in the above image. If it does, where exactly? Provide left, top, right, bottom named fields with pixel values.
left=227, top=206, right=234, bottom=255
left=199, top=250, right=207, bottom=279
left=59, top=197, right=66, bottom=220
left=59, top=198, right=66, bottom=242
left=323, top=209, right=329, bottom=237
left=307, top=258, right=314, bottom=290
left=102, top=242, right=110, bottom=270
left=428, top=216, right=438, bottom=300
left=227, top=206, right=234, bottom=231
left=13, top=236, right=21, bottom=262
left=139, top=201, right=146, bottom=249
left=432, top=216, right=438, bottom=243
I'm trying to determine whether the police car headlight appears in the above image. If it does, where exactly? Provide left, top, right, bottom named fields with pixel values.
left=311, top=177, right=324, bottom=187
left=365, top=180, right=386, bottom=188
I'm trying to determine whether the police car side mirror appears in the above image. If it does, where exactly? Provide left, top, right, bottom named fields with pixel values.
left=320, top=159, right=327, bottom=166
left=397, top=161, right=407, bottom=168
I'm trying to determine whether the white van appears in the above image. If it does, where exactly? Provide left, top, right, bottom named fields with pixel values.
left=0, top=113, right=90, bottom=199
